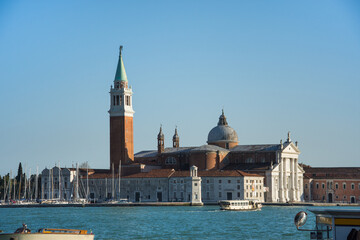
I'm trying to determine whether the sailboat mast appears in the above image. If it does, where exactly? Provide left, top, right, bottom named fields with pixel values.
left=58, top=162, right=61, bottom=200
left=48, top=169, right=50, bottom=200
left=86, top=162, right=89, bottom=201
left=9, top=171, right=12, bottom=201
left=18, top=172, right=21, bottom=200
left=28, top=168, right=31, bottom=201
left=13, top=178, right=16, bottom=200
left=24, top=165, right=27, bottom=200
left=35, top=167, right=38, bottom=200
left=51, top=168, right=54, bottom=200
left=41, top=179, right=44, bottom=200
left=3, top=175, right=6, bottom=201
left=75, top=163, right=79, bottom=200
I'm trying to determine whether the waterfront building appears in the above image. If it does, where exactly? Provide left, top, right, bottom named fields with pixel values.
left=224, top=132, right=304, bottom=203
left=303, top=166, right=360, bottom=203
left=83, top=166, right=263, bottom=204
left=136, top=113, right=304, bottom=203
left=41, top=167, right=74, bottom=201
left=39, top=47, right=302, bottom=203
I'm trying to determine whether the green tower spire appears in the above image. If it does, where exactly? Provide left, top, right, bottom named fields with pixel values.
left=114, top=45, right=128, bottom=82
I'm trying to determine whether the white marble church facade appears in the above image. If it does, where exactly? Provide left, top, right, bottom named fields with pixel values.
left=265, top=138, right=304, bottom=202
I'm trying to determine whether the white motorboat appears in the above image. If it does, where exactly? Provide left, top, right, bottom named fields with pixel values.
left=0, top=224, right=94, bottom=240
left=219, top=200, right=262, bottom=211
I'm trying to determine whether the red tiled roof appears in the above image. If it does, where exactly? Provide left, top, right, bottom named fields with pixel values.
left=303, top=167, right=360, bottom=179
left=199, top=170, right=262, bottom=178
left=123, top=169, right=175, bottom=178
left=85, top=169, right=263, bottom=179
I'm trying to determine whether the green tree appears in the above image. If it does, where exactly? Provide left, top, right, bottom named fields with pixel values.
left=16, top=162, right=23, bottom=182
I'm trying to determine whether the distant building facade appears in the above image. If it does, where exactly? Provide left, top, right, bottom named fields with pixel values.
left=303, top=167, right=360, bottom=203
left=136, top=113, right=303, bottom=203
left=84, top=166, right=263, bottom=204
left=41, top=167, right=74, bottom=201
left=40, top=47, right=305, bottom=203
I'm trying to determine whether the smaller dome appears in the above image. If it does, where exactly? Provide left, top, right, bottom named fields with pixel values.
left=207, top=110, right=238, bottom=144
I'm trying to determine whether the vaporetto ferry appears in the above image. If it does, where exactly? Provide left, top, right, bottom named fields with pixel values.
left=218, top=200, right=262, bottom=211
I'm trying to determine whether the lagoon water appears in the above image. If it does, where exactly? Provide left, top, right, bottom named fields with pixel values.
left=0, top=206, right=313, bottom=239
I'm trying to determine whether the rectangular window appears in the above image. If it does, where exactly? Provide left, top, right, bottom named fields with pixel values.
left=219, top=192, right=222, bottom=198
left=343, top=183, right=346, bottom=190
left=322, top=183, right=325, bottom=189
left=219, top=180, right=222, bottom=184
left=336, top=183, right=338, bottom=189
left=237, top=192, right=240, bottom=198
left=305, top=184, right=308, bottom=189
left=351, top=183, right=355, bottom=190
left=237, top=180, right=240, bottom=183
left=125, top=96, right=130, bottom=106
left=237, top=185, right=240, bottom=190
left=228, top=180, right=231, bottom=184
left=316, top=183, right=319, bottom=189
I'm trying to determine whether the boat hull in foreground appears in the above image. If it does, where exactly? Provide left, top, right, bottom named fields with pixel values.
left=0, top=226, right=94, bottom=240
left=0, top=233, right=94, bottom=240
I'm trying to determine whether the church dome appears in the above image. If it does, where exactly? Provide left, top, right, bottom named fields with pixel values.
left=207, top=110, right=238, bottom=144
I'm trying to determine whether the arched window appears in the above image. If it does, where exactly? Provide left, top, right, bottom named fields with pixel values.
left=165, top=157, right=176, bottom=165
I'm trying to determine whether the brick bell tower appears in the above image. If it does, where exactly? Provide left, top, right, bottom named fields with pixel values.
left=109, top=46, right=135, bottom=170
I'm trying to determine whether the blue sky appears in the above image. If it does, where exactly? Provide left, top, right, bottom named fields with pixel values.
left=0, top=0, right=359, bottom=175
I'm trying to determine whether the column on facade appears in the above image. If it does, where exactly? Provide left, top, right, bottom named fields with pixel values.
left=290, top=158, right=296, bottom=201
left=283, top=158, right=287, bottom=201
left=279, top=158, right=284, bottom=202
left=294, top=158, right=299, bottom=201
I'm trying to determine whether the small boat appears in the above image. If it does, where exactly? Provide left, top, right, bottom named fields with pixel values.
left=294, top=208, right=360, bottom=240
left=219, top=200, right=262, bottom=211
left=0, top=224, right=94, bottom=240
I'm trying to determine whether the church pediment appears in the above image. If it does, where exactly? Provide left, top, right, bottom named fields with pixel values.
left=281, top=142, right=300, bottom=154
